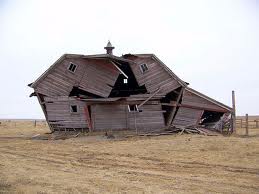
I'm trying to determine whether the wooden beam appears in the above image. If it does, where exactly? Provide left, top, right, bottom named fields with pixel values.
left=137, top=88, right=161, bottom=109
left=110, top=61, right=128, bottom=79
left=166, top=87, right=184, bottom=127
left=196, top=110, right=204, bottom=125
left=179, top=104, right=228, bottom=113
left=255, top=120, right=259, bottom=128
left=84, top=105, right=93, bottom=132
left=245, top=113, right=249, bottom=136
left=232, top=90, right=236, bottom=134
left=80, top=100, right=160, bottom=105
left=161, top=102, right=177, bottom=106
left=162, top=100, right=229, bottom=113
left=36, top=93, right=53, bottom=132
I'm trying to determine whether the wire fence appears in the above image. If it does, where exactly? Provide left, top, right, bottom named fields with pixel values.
left=235, top=115, right=259, bottom=136
left=236, top=119, right=259, bottom=129
left=0, top=120, right=48, bottom=128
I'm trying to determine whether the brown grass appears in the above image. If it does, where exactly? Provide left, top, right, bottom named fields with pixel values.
left=0, top=120, right=259, bottom=193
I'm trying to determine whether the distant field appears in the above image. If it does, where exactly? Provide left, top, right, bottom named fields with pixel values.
left=0, top=120, right=259, bottom=193
left=237, top=115, right=259, bottom=120
left=0, top=119, right=49, bottom=136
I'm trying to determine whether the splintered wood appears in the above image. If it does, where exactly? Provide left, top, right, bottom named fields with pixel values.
left=167, top=126, right=221, bottom=136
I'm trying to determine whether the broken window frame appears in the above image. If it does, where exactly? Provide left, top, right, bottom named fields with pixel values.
left=68, top=62, right=78, bottom=73
left=140, top=63, right=148, bottom=74
left=128, top=104, right=139, bottom=112
left=70, top=105, right=79, bottom=113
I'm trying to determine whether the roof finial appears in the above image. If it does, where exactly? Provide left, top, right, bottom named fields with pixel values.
left=104, top=40, right=115, bottom=55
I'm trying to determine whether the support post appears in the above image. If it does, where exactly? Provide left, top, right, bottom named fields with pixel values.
left=231, top=90, right=236, bottom=134
left=166, top=87, right=184, bottom=127
left=84, top=105, right=93, bottom=132
left=245, top=114, right=249, bottom=136
left=134, top=111, right=137, bottom=134
left=255, top=120, right=259, bottom=128
left=36, top=93, right=53, bottom=132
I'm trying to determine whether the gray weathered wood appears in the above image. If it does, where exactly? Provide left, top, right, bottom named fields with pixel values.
left=138, top=88, right=161, bottom=108
left=245, top=113, right=249, bottom=136
left=166, top=87, right=184, bottom=126
left=232, top=91, right=236, bottom=134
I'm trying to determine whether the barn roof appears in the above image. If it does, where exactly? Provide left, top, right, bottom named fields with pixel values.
left=29, top=49, right=231, bottom=113
left=30, top=53, right=187, bottom=89
left=30, top=53, right=136, bottom=88
left=122, top=53, right=188, bottom=87
left=186, top=87, right=232, bottom=112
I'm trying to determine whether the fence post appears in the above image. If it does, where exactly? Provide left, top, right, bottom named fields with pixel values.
left=231, top=91, right=236, bottom=134
left=34, top=120, right=36, bottom=127
left=245, top=114, right=249, bottom=136
left=255, top=120, right=259, bottom=128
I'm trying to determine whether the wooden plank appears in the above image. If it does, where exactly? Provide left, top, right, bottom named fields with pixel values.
left=196, top=110, right=204, bottom=125
left=245, top=113, right=249, bottom=136
left=232, top=90, right=236, bottom=134
left=179, top=103, right=228, bottom=113
left=138, top=88, right=161, bottom=108
left=84, top=105, right=93, bottom=132
left=36, top=93, right=53, bottom=131
left=128, top=55, right=182, bottom=95
left=110, top=61, right=128, bottom=79
left=172, top=107, right=203, bottom=127
left=166, top=87, right=184, bottom=126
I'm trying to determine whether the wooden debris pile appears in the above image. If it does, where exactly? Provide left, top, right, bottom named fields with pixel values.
left=125, top=126, right=221, bottom=138
left=166, top=126, right=220, bottom=136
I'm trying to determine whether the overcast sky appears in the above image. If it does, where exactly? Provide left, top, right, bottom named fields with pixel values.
left=0, top=0, right=258, bottom=119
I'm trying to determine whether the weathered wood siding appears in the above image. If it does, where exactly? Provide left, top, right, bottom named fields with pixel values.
left=91, top=104, right=165, bottom=131
left=128, top=104, right=165, bottom=131
left=127, top=55, right=181, bottom=95
left=91, top=104, right=127, bottom=130
left=182, top=90, right=228, bottom=112
left=34, top=58, right=120, bottom=97
left=79, top=59, right=120, bottom=97
left=172, top=107, right=203, bottom=127
left=44, top=97, right=88, bottom=129
left=35, top=58, right=86, bottom=97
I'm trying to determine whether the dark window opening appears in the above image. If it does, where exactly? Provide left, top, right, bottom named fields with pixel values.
left=140, top=63, right=148, bottom=73
left=160, top=87, right=183, bottom=125
left=70, top=105, right=78, bottom=113
left=200, top=111, right=224, bottom=128
left=69, top=86, right=102, bottom=98
left=68, top=62, right=77, bottom=72
left=109, top=61, right=147, bottom=97
left=128, top=105, right=139, bottom=112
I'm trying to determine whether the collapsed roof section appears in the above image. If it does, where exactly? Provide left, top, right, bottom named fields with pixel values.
left=29, top=53, right=188, bottom=98
left=170, top=87, right=231, bottom=128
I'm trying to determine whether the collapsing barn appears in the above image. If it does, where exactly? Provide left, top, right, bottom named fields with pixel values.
left=28, top=42, right=232, bottom=133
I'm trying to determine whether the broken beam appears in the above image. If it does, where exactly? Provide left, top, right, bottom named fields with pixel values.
left=110, top=61, right=128, bottom=79
left=166, top=87, right=184, bottom=127
left=84, top=105, right=93, bottom=132
left=137, top=88, right=161, bottom=109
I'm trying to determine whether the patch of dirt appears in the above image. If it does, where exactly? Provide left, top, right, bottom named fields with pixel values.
left=0, top=121, right=259, bottom=193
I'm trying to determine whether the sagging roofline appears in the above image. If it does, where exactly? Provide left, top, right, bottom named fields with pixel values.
left=122, top=53, right=188, bottom=88
left=186, top=87, right=232, bottom=112
left=29, top=54, right=137, bottom=88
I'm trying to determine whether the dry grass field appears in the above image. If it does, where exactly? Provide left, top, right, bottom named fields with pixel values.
left=0, top=120, right=259, bottom=194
